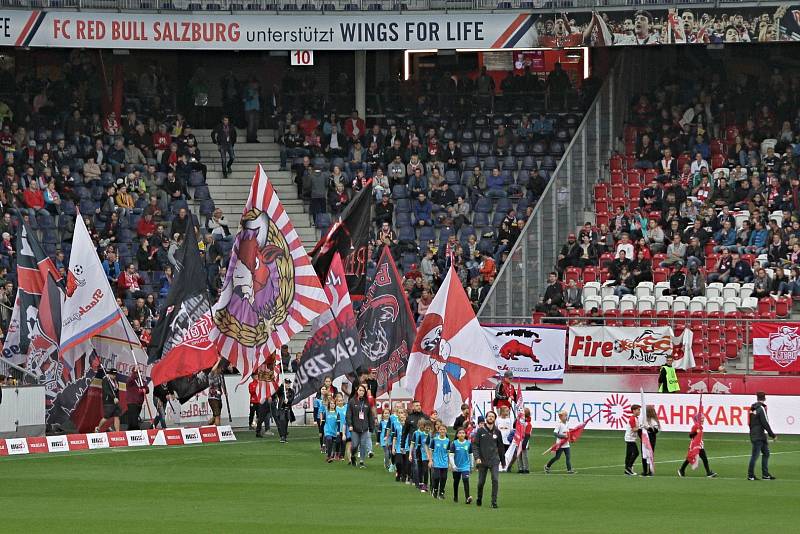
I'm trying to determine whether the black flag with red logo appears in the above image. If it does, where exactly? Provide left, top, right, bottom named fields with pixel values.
left=356, top=246, right=416, bottom=396
left=310, top=182, right=372, bottom=299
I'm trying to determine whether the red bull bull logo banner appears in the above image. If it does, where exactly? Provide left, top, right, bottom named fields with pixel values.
left=482, top=324, right=566, bottom=381
left=568, top=326, right=694, bottom=369
left=753, top=322, right=800, bottom=373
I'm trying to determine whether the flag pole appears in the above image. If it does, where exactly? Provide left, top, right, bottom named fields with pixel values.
left=221, top=358, right=233, bottom=423
left=116, top=309, right=155, bottom=424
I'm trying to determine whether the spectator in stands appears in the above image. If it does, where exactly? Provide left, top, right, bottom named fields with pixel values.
left=23, top=180, right=49, bottom=220
left=161, top=170, right=187, bottom=204
left=613, top=266, right=637, bottom=297
left=478, top=251, right=496, bottom=285
left=707, top=249, right=733, bottom=283
left=751, top=268, right=772, bottom=299
left=329, top=183, right=350, bottom=216
left=467, top=166, right=487, bottom=197
left=486, top=168, right=507, bottom=200
left=467, top=276, right=488, bottom=312
left=684, top=262, right=706, bottom=298
left=243, top=78, right=261, bottom=143
left=657, top=148, right=678, bottom=179
left=714, top=220, right=738, bottom=252
left=211, top=115, right=236, bottom=178
left=609, top=206, right=630, bottom=239
left=615, top=233, right=635, bottom=259
left=661, top=235, right=687, bottom=269
left=206, top=208, right=231, bottom=240
left=279, top=124, right=306, bottom=171
left=634, top=134, right=658, bottom=169
left=536, top=272, right=563, bottom=315
left=744, top=220, right=769, bottom=254
left=442, top=140, right=461, bottom=173
left=43, top=181, right=61, bottom=218
left=728, top=252, right=754, bottom=283
left=309, top=168, right=328, bottom=225
left=610, top=250, right=632, bottom=280
left=557, top=233, right=579, bottom=274
left=344, top=110, right=366, bottom=144
left=449, top=196, right=471, bottom=231
left=412, top=193, right=433, bottom=228
left=685, top=236, right=705, bottom=269
left=564, top=278, right=582, bottom=309
left=771, top=266, right=791, bottom=296
left=409, top=168, right=428, bottom=199
left=431, top=182, right=455, bottom=211
left=576, top=233, right=598, bottom=268
left=102, top=250, right=122, bottom=285
left=324, top=124, right=346, bottom=158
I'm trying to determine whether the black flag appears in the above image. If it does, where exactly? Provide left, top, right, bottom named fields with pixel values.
left=292, top=253, right=366, bottom=404
left=311, top=183, right=372, bottom=299
left=356, top=246, right=416, bottom=396
left=148, top=231, right=211, bottom=365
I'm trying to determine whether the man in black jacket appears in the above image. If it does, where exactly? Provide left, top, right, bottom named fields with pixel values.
left=211, top=115, right=237, bottom=178
left=535, top=272, right=564, bottom=314
left=273, top=378, right=296, bottom=444
left=475, top=410, right=506, bottom=508
left=95, top=368, right=121, bottom=432
left=748, top=391, right=777, bottom=480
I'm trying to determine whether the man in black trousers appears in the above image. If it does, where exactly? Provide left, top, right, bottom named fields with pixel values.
left=748, top=391, right=777, bottom=481
left=475, top=410, right=506, bottom=508
left=273, top=378, right=295, bottom=444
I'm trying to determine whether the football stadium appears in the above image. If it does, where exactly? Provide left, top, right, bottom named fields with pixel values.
left=1, top=2, right=800, bottom=532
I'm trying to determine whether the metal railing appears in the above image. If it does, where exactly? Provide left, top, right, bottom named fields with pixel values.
left=479, top=54, right=641, bottom=322
left=0, top=0, right=765, bottom=13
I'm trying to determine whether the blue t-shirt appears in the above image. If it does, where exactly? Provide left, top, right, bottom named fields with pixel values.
left=323, top=409, right=339, bottom=437
left=313, top=398, right=324, bottom=422
left=431, top=435, right=450, bottom=469
left=449, top=438, right=472, bottom=472
left=412, top=430, right=430, bottom=461
left=378, top=419, right=391, bottom=447
left=392, top=420, right=407, bottom=454
left=335, top=405, right=349, bottom=436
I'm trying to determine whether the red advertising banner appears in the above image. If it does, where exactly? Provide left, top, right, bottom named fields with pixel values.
left=26, top=436, right=49, bottom=454
left=107, top=431, right=129, bottom=448
left=753, top=322, right=800, bottom=372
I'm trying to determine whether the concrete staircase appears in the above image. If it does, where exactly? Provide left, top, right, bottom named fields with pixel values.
left=193, top=129, right=315, bottom=356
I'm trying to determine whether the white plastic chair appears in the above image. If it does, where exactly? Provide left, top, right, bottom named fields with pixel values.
left=706, top=282, right=723, bottom=300
left=722, top=283, right=741, bottom=300
left=602, top=295, right=620, bottom=312
left=655, top=296, right=674, bottom=313
left=582, top=281, right=601, bottom=300
left=740, top=283, right=754, bottom=300
left=741, top=296, right=758, bottom=311
left=637, top=296, right=655, bottom=312
left=654, top=282, right=671, bottom=298
left=635, top=281, right=654, bottom=299
left=706, top=297, right=723, bottom=314
left=722, top=297, right=741, bottom=314
left=619, top=295, right=637, bottom=312
left=673, top=296, right=690, bottom=313
left=583, top=295, right=602, bottom=312
left=688, top=296, right=707, bottom=313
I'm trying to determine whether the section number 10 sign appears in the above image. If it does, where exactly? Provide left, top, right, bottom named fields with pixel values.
left=291, top=50, right=314, bottom=66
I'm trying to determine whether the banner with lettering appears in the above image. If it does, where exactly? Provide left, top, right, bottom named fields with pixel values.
left=752, top=322, right=800, bottom=373
left=568, top=326, right=695, bottom=370
left=482, top=324, right=566, bottom=381
left=0, top=7, right=798, bottom=50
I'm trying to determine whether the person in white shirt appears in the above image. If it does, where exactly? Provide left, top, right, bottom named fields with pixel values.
left=690, top=152, right=709, bottom=174
left=624, top=404, right=641, bottom=475
left=544, top=410, right=575, bottom=474
left=494, top=406, right=514, bottom=471
left=615, top=233, right=635, bottom=259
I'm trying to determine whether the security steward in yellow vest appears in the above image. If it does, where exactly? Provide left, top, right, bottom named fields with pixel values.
left=658, top=355, right=680, bottom=393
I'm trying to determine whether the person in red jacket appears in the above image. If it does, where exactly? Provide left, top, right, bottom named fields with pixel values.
left=248, top=372, right=259, bottom=430
left=125, top=368, right=149, bottom=431
left=344, top=110, right=365, bottom=143
left=136, top=212, right=157, bottom=238
left=117, top=263, right=145, bottom=299
left=492, top=370, right=517, bottom=410
left=23, top=180, right=49, bottom=220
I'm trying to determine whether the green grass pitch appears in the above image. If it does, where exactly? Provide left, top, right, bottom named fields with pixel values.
left=4, top=428, right=799, bottom=533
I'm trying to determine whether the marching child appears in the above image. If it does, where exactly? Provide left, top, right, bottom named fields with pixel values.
left=411, top=419, right=432, bottom=492
left=323, top=398, right=339, bottom=463
left=678, top=416, right=718, bottom=478
left=378, top=409, right=393, bottom=471
left=624, top=404, right=641, bottom=476
left=429, top=422, right=451, bottom=500
left=641, top=405, right=660, bottom=476
left=392, top=410, right=410, bottom=483
left=335, top=393, right=349, bottom=461
left=449, top=427, right=473, bottom=504
left=545, top=410, right=575, bottom=474
left=518, top=408, right=532, bottom=474
left=314, top=386, right=328, bottom=452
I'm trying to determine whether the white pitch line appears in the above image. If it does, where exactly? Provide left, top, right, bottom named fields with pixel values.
left=568, top=449, right=800, bottom=471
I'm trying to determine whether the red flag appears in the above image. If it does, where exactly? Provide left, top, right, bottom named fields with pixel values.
left=640, top=388, right=655, bottom=473
left=150, top=313, right=219, bottom=386
left=545, top=411, right=599, bottom=454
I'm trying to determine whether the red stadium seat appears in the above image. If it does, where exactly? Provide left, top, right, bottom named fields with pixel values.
left=609, top=155, right=623, bottom=171
left=706, top=326, right=721, bottom=343
left=707, top=311, right=722, bottom=330
left=710, top=139, right=725, bottom=155
left=742, top=254, right=755, bottom=266
left=757, top=298, right=773, bottom=317
left=565, top=267, right=582, bottom=284
left=677, top=154, right=691, bottom=170
left=643, top=169, right=658, bottom=182
left=531, top=312, right=546, bottom=324
left=625, top=155, right=636, bottom=169
left=583, top=266, right=598, bottom=282
left=626, top=170, right=642, bottom=184
left=707, top=354, right=723, bottom=372
left=705, top=253, right=718, bottom=271
left=611, top=184, right=626, bottom=199
left=628, top=184, right=642, bottom=200
left=603, top=309, right=621, bottom=326
left=776, top=296, right=791, bottom=318
left=594, top=183, right=609, bottom=200
left=704, top=240, right=716, bottom=257
left=711, top=154, right=725, bottom=169
left=639, top=309, right=655, bottom=326
left=610, top=170, right=624, bottom=185
left=599, top=253, right=614, bottom=268
left=622, top=309, right=638, bottom=326
left=656, top=310, right=671, bottom=326
left=653, top=267, right=669, bottom=283
left=596, top=213, right=609, bottom=227
left=725, top=339, right=739, bottom=359
left=599, top=268, right=610, bottom=283
left=595, top=199, right=609, bottom=214
left=689, top=311, right=706, bottom=329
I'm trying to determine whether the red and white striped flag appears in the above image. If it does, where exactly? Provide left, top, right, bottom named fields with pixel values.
left=544, top=410, right=599, bottom=454
left=640, top=388, right=655, bottom=474
left=504, top=409, right=527, bottom=466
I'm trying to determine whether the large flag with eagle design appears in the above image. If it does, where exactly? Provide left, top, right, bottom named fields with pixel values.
left=210, top=165, right=329, bottom=378
left=403, top=265, right=497, bottom=426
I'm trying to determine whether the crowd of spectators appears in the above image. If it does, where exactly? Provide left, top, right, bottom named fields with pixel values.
left=541, top=56, right=800, bottom=338
left=0, top=52, right=230, bottom=351
left=277, top=67, right=588, bottom=321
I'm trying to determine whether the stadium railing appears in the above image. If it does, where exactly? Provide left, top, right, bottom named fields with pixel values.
left=478, top=51, right=648, bottom=322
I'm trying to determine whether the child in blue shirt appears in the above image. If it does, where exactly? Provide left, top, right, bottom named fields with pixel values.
left=411, top=419, right=432, bottom=493
left=322, top=398, right=340, bottom=463
left=378, top=410, right=393, bottom=471
left=391, top=410, right=410, bottom=483
left=429, top=422, right=451, bottom=499
left=335, top=394, right=349, bottom=461
left=449, top=427, right=473, bottom=504
left=314, top=386, right=328, bottom=453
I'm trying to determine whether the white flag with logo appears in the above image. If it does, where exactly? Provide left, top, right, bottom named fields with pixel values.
left=60, top=214, right=123, bottom=353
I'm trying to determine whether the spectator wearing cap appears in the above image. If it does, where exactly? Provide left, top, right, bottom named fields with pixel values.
left=493, top=370, right=517, bottom=410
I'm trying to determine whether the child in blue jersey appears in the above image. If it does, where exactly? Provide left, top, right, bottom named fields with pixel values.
left=378, top=410, right=393, bottom=471
left=392, top=410, right=410, bottom=483
left=322, top=398, right=340, bottom=463
left=411, top=419, right=432, bottom=492
left=449, top=427, right=473, bottom=504
left=429, top=422, right=451, bottom=499
left=335, top=393, right=349, bottom=461
left=314, top=386, right=328, bottom=453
